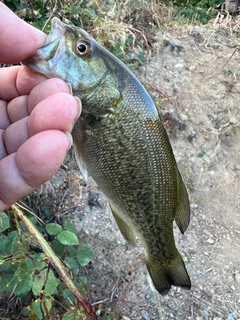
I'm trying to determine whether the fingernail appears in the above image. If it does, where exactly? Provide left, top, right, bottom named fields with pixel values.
left=67, top=83, right=73, bottom=95
left=65, top=132, right=73, bottom=151
left=74, top=96, right=82, bottom=123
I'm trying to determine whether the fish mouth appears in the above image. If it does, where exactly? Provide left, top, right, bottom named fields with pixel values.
left=22, top=18, right=66, bottom=74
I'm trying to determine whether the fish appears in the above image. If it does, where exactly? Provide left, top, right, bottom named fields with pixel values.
left=23, top=17, right=191, bottom=295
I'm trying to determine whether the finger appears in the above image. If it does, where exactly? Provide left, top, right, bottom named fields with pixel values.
left=0, top=3, right=46, bottom=64
left=0, top=130, right=72, bottom=210
left=4, top=117, right=29, bottom=154
left=27, top=78, right=72, bottom=113
left=6, top=78, right=74, bottom=124
left=7, top=96, right=29, bottom=123
left=0, top=100, right=11, bottom=129
left=28, top=93, right=81, bottom=136
left=0, top=66, right=46, bottom=102
left=0, top=129, right=8, bottom=160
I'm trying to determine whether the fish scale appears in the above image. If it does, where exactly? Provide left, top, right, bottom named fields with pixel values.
left=23, top=17, right=191, bottom=295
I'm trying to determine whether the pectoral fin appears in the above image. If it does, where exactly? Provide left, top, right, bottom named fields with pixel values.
left=174, top=171, right=190, bottom=234
left=73, top=143, right=88, bottom=181
left=110, top=205, right=136, bottom=245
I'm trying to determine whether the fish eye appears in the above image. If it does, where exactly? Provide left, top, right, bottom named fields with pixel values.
left=76, top=41, right=91, bottom=56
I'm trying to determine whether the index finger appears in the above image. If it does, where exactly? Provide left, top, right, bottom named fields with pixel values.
left=0, top=3, right=47, bottom=64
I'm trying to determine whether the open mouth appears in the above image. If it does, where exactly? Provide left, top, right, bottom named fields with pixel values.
left=22, top=17, right=66, bottom=70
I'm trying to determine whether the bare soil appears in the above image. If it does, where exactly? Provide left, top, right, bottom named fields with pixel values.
left=40, top=17, right=240, bottom=320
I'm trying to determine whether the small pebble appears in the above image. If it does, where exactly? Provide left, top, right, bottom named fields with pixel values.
left=95, top=310, right=101, bottom=316
left=202, top=154, right=212, bottom=165
left=84, top=205, right=91, bottom=213
left=151, top=307, right=157, bottom=314
left=227, top=312, right=238, bottom=320
left=234, top=273, right=240, bottom=283
left=179, top=113, right=188, bottom=121
left=174, top=63, right=185, bottom=70
left=78, top=213, right=84, bottom=221
left=145, top=294, right=151, bottom=300
left=206, top=238, right=215, bottom=245
left=203, top=309, right=209, bottom=319
left=141, top=310, right=150, bottom=320
left=190, top=203, right=198, bottom=209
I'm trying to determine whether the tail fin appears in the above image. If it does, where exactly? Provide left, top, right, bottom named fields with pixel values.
left=146, top=253, right=191, bottom=295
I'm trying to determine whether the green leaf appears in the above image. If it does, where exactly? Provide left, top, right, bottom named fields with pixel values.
left=67, top=246, right=77, bottom=258
left=31, top=298, right=52, bottom=319
left=62, top=313, right=79, bottom=320
left=25, top=254, right=46, bottom=272
left=3, top=231, right=18, bottom=254
left=64, top=220, right=77, bottom=234
left=0, top=212, right=10, bottom=232
left=101, top=316, right=113, bottom=320
left=46, top=223, right=62, bottom=235
left=32, top=269, right=60, bottom=297
left=0, top=235, right=6, bottom=253
left=15, top=269, right=33, bottom=297
left=12, top=236, right=21, bottom=255
left=0, top=259, right=11, bottom=272
left=62, top=288, right=76, bottom=306
left=57, top=231, right=79, bottom=246
left=76, top=246, right=94, bottom=266
left=0, top=273, right=15, bottom=292
left=79, top=281, right=88, bottom=298
left=80, top=276, right=87, bottom=285
left=51, top=239, right=65, bottom=256
left=64, top=257, right=79, bottom=275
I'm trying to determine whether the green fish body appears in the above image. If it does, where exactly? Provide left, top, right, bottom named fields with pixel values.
left=23, top=18, right=191, bottom=295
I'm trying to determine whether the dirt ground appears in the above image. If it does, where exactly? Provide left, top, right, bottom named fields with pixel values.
left=41, top=16, right=240, bottom=320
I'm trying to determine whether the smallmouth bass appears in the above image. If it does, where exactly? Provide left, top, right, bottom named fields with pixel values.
left=23, top=18, right=191, bottom=295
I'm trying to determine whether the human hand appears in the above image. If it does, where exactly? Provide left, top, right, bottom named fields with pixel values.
left=0, top=3, right=81, bottom=211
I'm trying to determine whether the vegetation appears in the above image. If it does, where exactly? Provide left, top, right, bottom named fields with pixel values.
left=0, top=207, right=95, bottom=319
left=3, top=0, right=220, bottom=65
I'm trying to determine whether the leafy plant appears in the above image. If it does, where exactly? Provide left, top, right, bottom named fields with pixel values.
left=0, top=210, right=95, bottom=319
left=170, top=0, right=220, bottom=24
left=3, top=0, right=153, bottom=66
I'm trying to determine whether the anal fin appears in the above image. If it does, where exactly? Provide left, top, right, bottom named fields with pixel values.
left=110, top=205, right=136, bottom=246
left=174, top=171, right=190, bottom=234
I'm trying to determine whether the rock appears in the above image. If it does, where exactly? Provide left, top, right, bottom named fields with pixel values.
left=95, top=309, right=101, bottom=316
left=174, top=63, right=185, bottom=70
left=151, top=307, right=157, bottom=314
left=202, top=154, right=212, bottom=165
left=179, top=113, right=189, bottom=121
left=84, top=205, right=91, bottom=213
left=190, top=203, right=198, bottom=209
left=141, top=310, right=150, bottom=320
left=206, top=238, right=215, bottom=244
left=234, top=273, right=240, bottom=283
left=78, top=213, right=84, bottom=221
left=227, top=312, right=238, bottom=320
left=145, top=294, right=151, bottom=300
